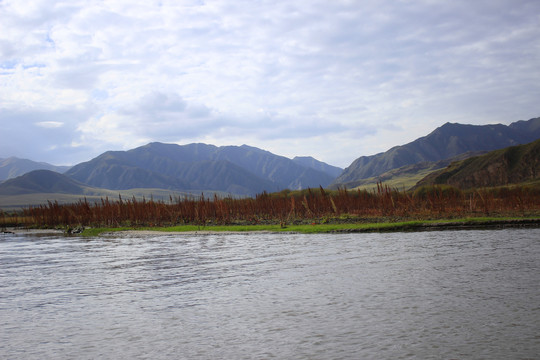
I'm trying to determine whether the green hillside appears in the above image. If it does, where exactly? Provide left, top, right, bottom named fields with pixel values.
left=415, top=139, right=540, bottom=189
left=349, top=152, right=486, bottom=191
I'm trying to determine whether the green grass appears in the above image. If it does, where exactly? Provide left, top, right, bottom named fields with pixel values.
left=80, top=216, right=540, bottom=236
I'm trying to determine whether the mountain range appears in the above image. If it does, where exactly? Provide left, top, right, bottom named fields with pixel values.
left=64, top=143, right=339, bottom=196
left=331, top=117, right=540, bottom=188
left=1, top=116, right=539, bottom=206
left=0, top=143, right=342, bottom=197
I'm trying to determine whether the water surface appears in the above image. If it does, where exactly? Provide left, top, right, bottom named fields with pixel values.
left=1, top=229, right=539, bottom=359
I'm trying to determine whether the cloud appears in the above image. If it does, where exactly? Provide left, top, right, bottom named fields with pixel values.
left=1, top=0, right=539, bottom=167
left=75, top=90, right=358, bottom=150
left=35, top=121, right=64, bottom=128
left=0, top=105, right=96, bottom=164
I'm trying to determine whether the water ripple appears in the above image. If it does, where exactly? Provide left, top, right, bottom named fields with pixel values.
left=1, top=229, right=539, bottom=359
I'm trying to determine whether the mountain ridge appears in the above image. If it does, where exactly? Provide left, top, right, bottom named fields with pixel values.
left=64, top=142, right=338, bottom=196
left=3, top=116, right=540, bottom=200
left=332, top=117, right=540, bottom=188
left=292, top=156, right=343, bottom=178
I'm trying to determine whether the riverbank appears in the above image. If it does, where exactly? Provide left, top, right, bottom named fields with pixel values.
left=78, top=217, right=540, bottom=236
left=2, top=228, right=65, bottom=235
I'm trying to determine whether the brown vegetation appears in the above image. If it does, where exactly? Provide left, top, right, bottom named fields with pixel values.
left=2, top=183, right=538, bottom=229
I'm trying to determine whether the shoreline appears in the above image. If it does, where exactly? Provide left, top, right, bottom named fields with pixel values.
left=4, top=218, right=540, bottom=237
left=3, top=228, right=65, bottom=235
left=90, top=217, right=540, bottom=236
left=102, top=230, right=279, bottom=237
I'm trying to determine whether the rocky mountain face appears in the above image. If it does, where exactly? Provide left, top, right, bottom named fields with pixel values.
left=332, top=117, right=540, bottom=189
left=415, top=138, right=540, bottom=189
left=64, top=143, right=337, bottom=196
left=0, top=157, right=70, bottom=182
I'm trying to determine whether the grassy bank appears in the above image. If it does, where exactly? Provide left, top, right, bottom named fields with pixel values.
left=80, top=216, right=540, bottom=236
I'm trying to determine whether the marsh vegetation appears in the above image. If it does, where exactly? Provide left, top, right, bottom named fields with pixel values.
left=1, top=183, right=538, bottom=231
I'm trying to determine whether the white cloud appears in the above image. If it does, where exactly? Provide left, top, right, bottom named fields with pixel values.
left=35, top=121, right=64, bottom=128
left=1, top=0, right=539, bottom=167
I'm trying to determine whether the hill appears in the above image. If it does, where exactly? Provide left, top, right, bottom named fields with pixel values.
left=347, top=151, right=487, bottom=191
left=332, top=117, right=540, bottom=188
left=65, top=142, right=336, bottom=196
left=0, top=157, right=70, bottom=182
left=0, top=170, right=89, bottom=195
left=415, top=139, right=540, bottom=189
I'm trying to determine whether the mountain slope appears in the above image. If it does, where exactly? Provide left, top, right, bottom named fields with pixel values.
left=213, top=145, right=335, bottom=189
left=415, top=139, right=540, bottom=189
left=0, top=157, right=70, bottom=181
left=345, top=151, right=487, bottom=191
left=292, top=156, right=343, bottom=178
left=64, top=151, right=194, bottom=191
left=65, top=142, right=333, bottom=195
left=0, top=170, right=88, bottom=195
left=168, top=160, right=280, bottom=194
left=332, top=117, right=540, bottom=188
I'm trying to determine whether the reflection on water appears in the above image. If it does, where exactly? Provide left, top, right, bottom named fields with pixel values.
left=1, top=229, right=539, bottom=359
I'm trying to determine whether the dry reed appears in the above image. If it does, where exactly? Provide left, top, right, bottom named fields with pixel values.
left=18, top=184, right=540, bottom=228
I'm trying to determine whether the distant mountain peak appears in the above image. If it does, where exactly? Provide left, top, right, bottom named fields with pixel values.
left=440, top=122, right=457, bottom=127
left=292, top=156, right=343, bottom=178
left=0, top=157, right=71, bottom=181
left=293, top=155, right=316, bottom=161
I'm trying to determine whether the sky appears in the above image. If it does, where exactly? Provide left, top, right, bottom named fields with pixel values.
left=1, top=0, right=539, bottom=168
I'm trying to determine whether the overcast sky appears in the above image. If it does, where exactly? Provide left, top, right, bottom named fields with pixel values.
left=1, top=0, right=539, bottom=167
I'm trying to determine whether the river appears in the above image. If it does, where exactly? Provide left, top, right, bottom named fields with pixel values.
left=1, top=228, right=539, bottom=359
